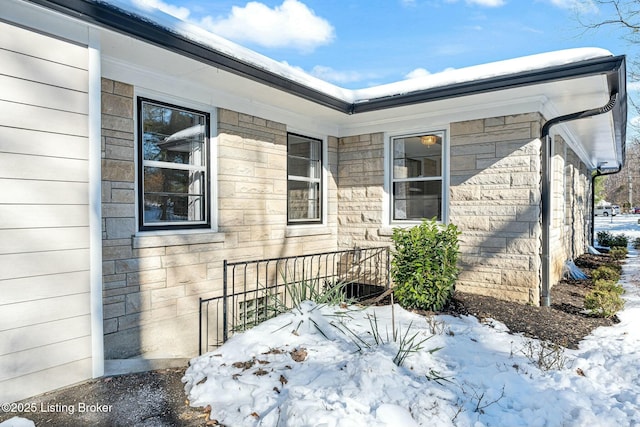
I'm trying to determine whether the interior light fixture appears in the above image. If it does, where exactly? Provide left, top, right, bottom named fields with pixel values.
left=420, top=135, right=439, bottom=146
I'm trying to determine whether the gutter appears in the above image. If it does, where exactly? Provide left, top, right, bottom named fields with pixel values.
left=540, top=93, right=619, bottom=307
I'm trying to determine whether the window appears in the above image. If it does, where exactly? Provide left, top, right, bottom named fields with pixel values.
left=287, top=133, right=322, bottom=224
left=391, top=132, right=444, bottom=221
left=138, top=98, right=210, bottom=230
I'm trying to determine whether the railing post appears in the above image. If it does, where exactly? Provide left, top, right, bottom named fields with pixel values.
left=198, top=297, right=203, bottom=355
left=222, top=259, right=228, bottom=343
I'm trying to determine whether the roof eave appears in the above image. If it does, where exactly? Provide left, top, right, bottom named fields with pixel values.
left=24, top=0, right=627, bottom=161
left=352, top=55, right=627, bottom=113
left=25, top=0, right=354, bottom=113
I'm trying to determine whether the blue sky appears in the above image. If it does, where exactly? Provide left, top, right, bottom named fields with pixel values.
left=127, top=0, right=634, bottom=89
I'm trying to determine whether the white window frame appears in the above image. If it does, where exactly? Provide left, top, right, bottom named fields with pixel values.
left=385, top=130, right=449, bottom=225
left=287, top=132, right=324, bottom=225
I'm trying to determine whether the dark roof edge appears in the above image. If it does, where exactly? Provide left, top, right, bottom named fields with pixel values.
left=26, top=0, right=627, bottom=120
left=353, top=55, right=627, bottom=113
left=26, top=0, right=353, bottom=113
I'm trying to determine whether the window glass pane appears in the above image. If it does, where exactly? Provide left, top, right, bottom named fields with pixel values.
left=143, top=194, right=205, bottom=223
left=287, top=134, right=322, bottom=223
left=288, top=180, right=320, bottom=221
left=393, top=180, right=442, bottom=221
left=142, top=102, right=205, bottom=166
left=143, top=167, right=205, bottom=223
left=393, top=135, right=442, bottom=179
left=288, top=137, right=321, bottom=179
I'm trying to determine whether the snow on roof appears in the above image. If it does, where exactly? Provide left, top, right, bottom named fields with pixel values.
left=104, top=0, right=613, bottom=104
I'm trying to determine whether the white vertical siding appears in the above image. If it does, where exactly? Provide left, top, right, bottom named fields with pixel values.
left=0, top=20, right=93, bottom=403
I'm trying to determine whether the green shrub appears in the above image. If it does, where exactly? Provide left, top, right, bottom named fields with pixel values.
left=591, top=265, right=621, bottom=282
left=609, top=246, right=628, bottom=261
left=584, top=276, right=625, bottom=318
left=596, top=231, right=628, bottom=248
left=584, top=288, right=624, bottom=318
left=390, top=219, right=460, bottom=311
left=612, top=234, right=629, bottom=248
left=593, top=279, right=625, bottom=295
left=633, top=237, right=640, bottom=250
left=596, top=231, right=612, bottom=246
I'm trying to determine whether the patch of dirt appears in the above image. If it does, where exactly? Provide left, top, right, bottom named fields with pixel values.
left=0, top=368, right=209, bottom=427
left=442, top=253, right=620, bottom=349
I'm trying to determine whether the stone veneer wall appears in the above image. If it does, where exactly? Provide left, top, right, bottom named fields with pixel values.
left=101, top=79, right=338, bottom=359
left=336, top=115, right=546, bottom=304
left=336, top=133, right=387, bottom=248
left=550, top=136, right=591, bottom=285
left=449, top=114, right=543, bottom=304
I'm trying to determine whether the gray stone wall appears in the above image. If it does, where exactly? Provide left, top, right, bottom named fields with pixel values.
left=449, top=114, right=543, bottom=304
left=101, top=80, right=338, bottom=359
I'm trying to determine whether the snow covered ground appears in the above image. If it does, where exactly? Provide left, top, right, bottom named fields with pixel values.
left=182, top=215, right=640, bottom=427
left=3, top=216, right=639, bottom=427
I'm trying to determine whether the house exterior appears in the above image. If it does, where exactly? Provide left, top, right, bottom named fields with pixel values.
left=0, top=0, right=626, bottom=403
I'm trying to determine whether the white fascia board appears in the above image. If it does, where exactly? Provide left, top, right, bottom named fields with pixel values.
left=102, top=55, right=342, bottom=137
left=338, top=95, right=549, bottom=138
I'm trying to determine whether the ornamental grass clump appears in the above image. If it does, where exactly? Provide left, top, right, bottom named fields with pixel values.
left=390, top=219, right=460, bottom=311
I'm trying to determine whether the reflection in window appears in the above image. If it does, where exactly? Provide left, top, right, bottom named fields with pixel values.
left=287, top=133, right=322, bottom=223
left=392, top=133, right=443, bottom=221
left=138, top=98, right=209, bottom=229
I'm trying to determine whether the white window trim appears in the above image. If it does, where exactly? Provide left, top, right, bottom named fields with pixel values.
left=382, top=129, right=450, bottom=230
left=134, top=88, right=218, bottom=234
left=285, top=129, right=328, bottom=230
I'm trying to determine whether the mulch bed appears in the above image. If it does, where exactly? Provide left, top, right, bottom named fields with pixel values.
left=442, top=253, right=620, bottom=349
left=1, top=253, right=626, bottom=426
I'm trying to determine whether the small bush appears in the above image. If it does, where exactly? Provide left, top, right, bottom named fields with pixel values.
left=585, top=289, right=624, bottom=318
left=633, top=237, right=640, bottom=250
left=596, top=231, right=612, bottom=246
left=591, top=265, right=621, bottom=282
left=390, top=219, right=460, bottom=311
left=593, top=279, right=624, bottom=295
left=609, top=246, right=628, bottom=261
left=584, top=279, right=624, bottom=318
left=596, top=231, right=628, bottom=248
left=520, top=339, right=569, bottom=371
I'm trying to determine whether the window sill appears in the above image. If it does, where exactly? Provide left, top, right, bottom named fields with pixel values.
left=285, top=225, right=332, bottom=238
left=133, top=229, right=225, bottom=248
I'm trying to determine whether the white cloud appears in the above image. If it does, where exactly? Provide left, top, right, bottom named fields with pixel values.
left=400, top=0, right=417, bottom=6
left=466, top=0, right=505, bottom=6
left=405, top=68, right=432, bottom=79
left=546, top=0, right=598, bottom=13
left=131, top=0, right=191, bottom=20
left=443, top=0, right=505, bottom=7
left=199, top=0, right=335, bottom=52
left=309, top=66, right=364, bottom=84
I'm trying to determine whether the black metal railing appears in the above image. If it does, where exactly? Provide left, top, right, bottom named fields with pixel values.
left=199, top=246, right=390, bottom=355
